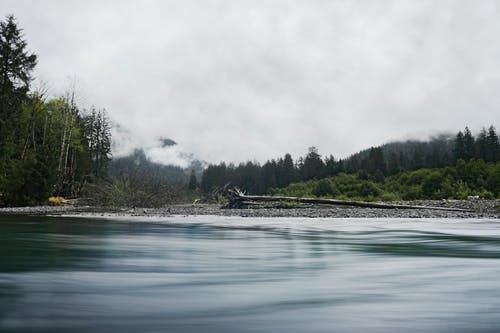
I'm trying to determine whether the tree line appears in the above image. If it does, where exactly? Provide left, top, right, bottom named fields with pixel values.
left=0, top=15, right=111, bottom=206
left=272, top=159, right=500, bottom=201
left=200, top=127, right=499, bottom=195
left=454, top=126, right=500, bottom=163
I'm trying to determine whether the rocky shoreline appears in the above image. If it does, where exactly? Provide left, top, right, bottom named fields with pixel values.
left=1, top=199, right=499, bottom=219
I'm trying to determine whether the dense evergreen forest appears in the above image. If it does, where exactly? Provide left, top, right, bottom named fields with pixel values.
left=200, top=127, right=500, bottom=200
left=0, top=15, right=111, bottom=206
left=0, top=15, right=200, bottom=207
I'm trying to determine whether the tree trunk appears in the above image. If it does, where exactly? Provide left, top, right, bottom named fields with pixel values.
left=223, top=187, right=473, bottom=212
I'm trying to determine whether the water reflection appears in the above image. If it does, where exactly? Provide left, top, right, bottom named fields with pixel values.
left=1, top=216, right=500, bottom=332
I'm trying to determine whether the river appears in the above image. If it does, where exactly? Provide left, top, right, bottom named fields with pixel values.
left=1, top=215, right=500, bottom=332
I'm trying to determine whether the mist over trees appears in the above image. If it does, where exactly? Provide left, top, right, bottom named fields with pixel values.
left=200, top=127, right=500, bottom=198
left=0, top=13, right=205, bottom=207
left=82, top=149, right=191, bottom=207
left=1, top=15, right=499, bottom=207
left=454, top=126, right=500, bottom=163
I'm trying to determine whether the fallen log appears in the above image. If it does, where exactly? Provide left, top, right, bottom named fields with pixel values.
left=223, top=187, right=473, bottom=212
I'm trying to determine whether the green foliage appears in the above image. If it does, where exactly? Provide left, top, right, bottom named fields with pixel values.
left=272, top=173, right=383, bottom=201
left=312, top=178, right=339, bottom=197
left=302, top=146, right=325, bottom=180
left=271, top=160, right=500, bottom=201
left=82, top=106, right=111, bottom=179
left=0, top=16, right=111, bottom=206
left=201, top=125, right=498, bottom=201
left=0, top=15, right=37, bottom=101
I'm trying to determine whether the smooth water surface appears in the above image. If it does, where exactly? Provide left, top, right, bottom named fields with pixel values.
left=1, top=215, right=500, bottom=332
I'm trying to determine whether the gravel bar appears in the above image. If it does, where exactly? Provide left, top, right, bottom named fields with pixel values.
left=1, top=200, right=500, bottom=219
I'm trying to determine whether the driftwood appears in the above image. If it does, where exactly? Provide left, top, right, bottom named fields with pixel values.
left=223, top=187, right=473, bottom=212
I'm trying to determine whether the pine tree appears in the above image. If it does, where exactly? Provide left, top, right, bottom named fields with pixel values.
left=486, top=125, right=500, bottom=162
left=302, top=147, right=324, bottom=180
left=295, top=157, right=305, bottom=180
left=0, top=15, right=37, bottom=118
left=282, top=153, right=296, bottom=185
left=453, top=131, right=465, bottom=161
left=476, top=128, right=488, bottom=161
left=463, top=126, right=475, bottom=160
left=275, top=157, right=284, bottom=188
left=0, top=15, right=38, bottom=205
left=324, top=154, right=337, bottom=177
left=82, top=107, right=111, bottom=179
left=262, top=160, right=277, bottom=191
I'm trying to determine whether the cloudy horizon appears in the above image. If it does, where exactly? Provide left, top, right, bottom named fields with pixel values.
left=2, top=0, right=500, bottom=165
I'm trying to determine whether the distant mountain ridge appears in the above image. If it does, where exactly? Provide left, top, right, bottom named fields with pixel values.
left=108, top=136, right=206, bottom=185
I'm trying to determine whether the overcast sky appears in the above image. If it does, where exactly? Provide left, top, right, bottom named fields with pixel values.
left=2, top=0, right=500, bottom=165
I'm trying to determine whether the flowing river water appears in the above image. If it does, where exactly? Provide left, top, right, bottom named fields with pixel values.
left=1, top=215, right=500, bottom=332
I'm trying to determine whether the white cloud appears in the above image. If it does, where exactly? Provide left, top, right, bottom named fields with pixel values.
left=2, top=0, right=500, bottom=164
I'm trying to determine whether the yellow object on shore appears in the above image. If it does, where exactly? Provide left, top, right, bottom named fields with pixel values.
left=48, top=197, right=65, bottom=206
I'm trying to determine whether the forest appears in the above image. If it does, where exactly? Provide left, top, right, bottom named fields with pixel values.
left=1, top=15, right=499, bottom=207
left=0, top=15, right=111, bottom=206
left=0, top=15, right=203, bottom=207
left=200, top=127, right=500, bottom=200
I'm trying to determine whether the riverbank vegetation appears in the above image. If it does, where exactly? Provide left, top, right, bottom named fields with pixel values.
left=200, top=128, right=500, bottom=201
left=0, top=15, right=111, bottom=206
left=270, top=160, right=500, bottom=201
left=0, top=15, right=197, bottom=207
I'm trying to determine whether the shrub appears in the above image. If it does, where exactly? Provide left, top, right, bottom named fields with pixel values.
left=312, top=179, right=339, bottom=197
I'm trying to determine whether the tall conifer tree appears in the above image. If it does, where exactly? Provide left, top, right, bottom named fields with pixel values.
left=463, top=126, right=475, bottom=160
